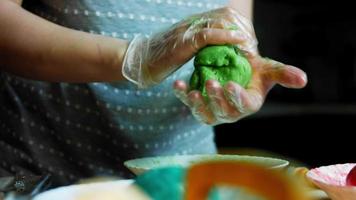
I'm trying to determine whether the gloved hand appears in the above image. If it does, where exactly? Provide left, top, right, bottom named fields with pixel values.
left=122, top=7, right=256, bottom=88
left=173, top=11, right=307, bottom=125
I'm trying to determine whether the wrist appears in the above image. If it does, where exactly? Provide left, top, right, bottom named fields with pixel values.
left=122, top=35, right=155, bottom=88
left=101, top=37, right=129, bottom=82
left=115, top=39, right=130, bottom=80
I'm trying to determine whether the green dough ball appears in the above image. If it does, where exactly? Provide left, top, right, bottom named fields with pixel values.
left=190, top=45, right=252, bottom=98
left=134, top=167, right=186, bottom=200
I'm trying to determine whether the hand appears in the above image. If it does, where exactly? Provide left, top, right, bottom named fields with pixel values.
left=173, top=8, right=307, bottom=125
left=174, top=57, right=307, bottom=125
left=121, top=7, right=256, bottom=88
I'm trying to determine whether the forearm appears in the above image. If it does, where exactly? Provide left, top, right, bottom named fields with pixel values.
left=0, top=0, right=128, bottom=82
left=228, top=0, right=254, bottom=20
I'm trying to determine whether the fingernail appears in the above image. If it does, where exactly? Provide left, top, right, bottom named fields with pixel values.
left=301, top=73, right=308, bottom=84
left=206, top=79, right=219, bottom=86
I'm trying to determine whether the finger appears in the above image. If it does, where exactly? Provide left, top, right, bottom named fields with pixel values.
left=212, top=7, right=256, bottom=41
left=187, top=90, right=216, bottom=125
left=224, top=82, right=247, bottom=113
left=225, top=81, right=263, bottom=114
left=206, top=18, right=238, bottom=29
left=189, top=8, right=254, bottom=36
left=174, top=80, right=216, bottom=124
left=261, top=58, right=308, bottom=89
left=186, top=8, right=240, bottom=30
left=206, top=80, right=239, bottom=122
left=193, top=27, right=257, bottom=55
left=220, top=7, right=255, bottom=33
left=190, top=28, right=248, bottom=51
left=173, top=80, right=190, bottom=106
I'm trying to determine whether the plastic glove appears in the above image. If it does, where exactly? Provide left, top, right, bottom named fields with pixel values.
left=173, top=12, right=307, bottom=125
left=122, top=7, right=256, bottom=88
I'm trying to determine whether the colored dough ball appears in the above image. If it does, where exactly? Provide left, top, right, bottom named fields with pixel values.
left=190, top=45, right=252, bottom=98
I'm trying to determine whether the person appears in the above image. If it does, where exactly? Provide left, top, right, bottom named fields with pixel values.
left=0, top=0, right=307, bottom=188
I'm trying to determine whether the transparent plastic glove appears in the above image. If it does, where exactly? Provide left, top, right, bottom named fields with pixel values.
left=122, top=7, right=256, bottom=88
left=174, top=58, right=307, bottom=125
left=173, top=15, right=307, bottom=125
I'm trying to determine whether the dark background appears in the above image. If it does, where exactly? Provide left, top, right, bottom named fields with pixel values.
left=215, top=1, right=356, bottom=167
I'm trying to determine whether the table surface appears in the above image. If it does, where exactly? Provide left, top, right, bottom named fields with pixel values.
left=31, top=180, right=330, bottom=200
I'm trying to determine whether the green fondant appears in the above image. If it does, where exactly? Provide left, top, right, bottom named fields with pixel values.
left=190, top=45, right=252, bottom=98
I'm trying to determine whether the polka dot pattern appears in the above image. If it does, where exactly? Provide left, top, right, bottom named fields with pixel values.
left=0, top=0, right=224, bottom=186
left=144, top=0, right=221, bottom=9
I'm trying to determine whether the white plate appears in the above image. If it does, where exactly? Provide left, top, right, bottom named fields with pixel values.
left=33, top=180, right=135, bottom=200
left=124, top=154, right=289, bottom=175
left=32, top=179, right=329, bottom=200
